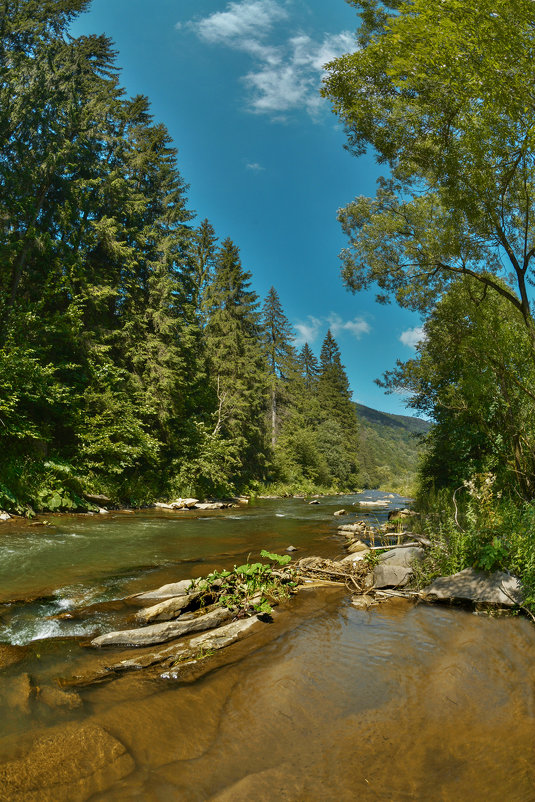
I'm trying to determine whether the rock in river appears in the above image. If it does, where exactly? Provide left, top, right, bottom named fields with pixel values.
left=422, top=568, right=524, bottom=606
left=91, top=604, right=234, bottom=648
left=373, top=546, right=425, bottom=589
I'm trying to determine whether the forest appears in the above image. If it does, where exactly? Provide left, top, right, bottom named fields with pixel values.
left=323, top=0, right=535, bottom=602
left=6, top=0, right=535, bottom=614
left=0, top=0, right=367, bottom=514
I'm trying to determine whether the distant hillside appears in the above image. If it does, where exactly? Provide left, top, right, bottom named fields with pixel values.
left=356, top=403, right=431, bottom=492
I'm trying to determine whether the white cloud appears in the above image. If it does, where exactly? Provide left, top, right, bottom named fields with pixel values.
left=327, top=312, right=371, bottom=339
left=246, top=161, right=265, bottom=171
left=294, top=316, right=323, bottom=347
left=400, top=326, right=426, bottom=348
left=293, top=313, right=371, bottom=347
left=183, top=1, right=355, bottom=119
left=194, top=0, right=287, bottom=45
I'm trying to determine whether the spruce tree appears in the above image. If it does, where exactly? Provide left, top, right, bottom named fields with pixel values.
left=317, top=330, right=360, bottom=486
left=204, top=238, right=268, bottom=483
left=297, top=343, right=320, bottom=391
left=261, top=287, right=297, bottom=449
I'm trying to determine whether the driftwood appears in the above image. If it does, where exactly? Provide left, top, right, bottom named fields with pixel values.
left=367, top=542, right=421, bottom=551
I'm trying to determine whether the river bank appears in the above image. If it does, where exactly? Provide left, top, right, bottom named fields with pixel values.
left=1, top=493, right=534, bottom=801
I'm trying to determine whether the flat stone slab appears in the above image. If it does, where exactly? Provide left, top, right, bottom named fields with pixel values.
left=91, top=605, right=233, bottom=648
left=132, top=579, right=194, bottom=602
left=422, top=568, right=524, bottom=606
left=378, top=546, right=425, bottom=567
left=135, top=591, right=202, bottom=624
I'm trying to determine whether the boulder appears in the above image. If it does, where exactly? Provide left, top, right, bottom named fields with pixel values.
left=154, top=502, right=174, bottom=510
left=355, top=500, right=389, bottom=507
left=333, top=509, right=346, bottom=516
left=308, top=500, right=320, bottom=505
left=0, top=511, right=11, bottom=521
left=91, top=605, right=234, bottom=648
left=195, top=502, right=229, bottom=510
left=422, top=568, right=524, bottom=606
left=373, top=564, right=413, bottom=588
left=347, top=540, right=368, bottom=554
left=378, top=546, right=425, bottom=567
left=286, top=545, right=298, bottom=552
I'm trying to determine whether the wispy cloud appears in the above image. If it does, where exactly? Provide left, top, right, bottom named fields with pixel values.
left=294, top=315, right=323, bottom=347
left=194, top=0, right=287, bottom=46
left=327, top=312, right=371, bottom=339
left=182, top=0, right=354, bottom=120
left=293, top=313, right=371, bottom=348
left=246, top=161, right=265, bottom=171
left=399, top=326, right=425, bottom=348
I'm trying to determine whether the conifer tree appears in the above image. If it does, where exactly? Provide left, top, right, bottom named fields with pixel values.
left=297, top=343, right=320, bottom=391
left=204, top=238, right=268, bottom=482
left=317, top=330, right=360, bottom=486
left=261, top=287, right=297, bottom=449
left=189, top=219, right=218, bottom=324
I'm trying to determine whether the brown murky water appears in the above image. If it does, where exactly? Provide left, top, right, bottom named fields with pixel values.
left=1, top=495, right=535, bottom=800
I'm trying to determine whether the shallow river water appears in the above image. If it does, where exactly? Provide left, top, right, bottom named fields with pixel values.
left=0, top=493, right=534, bottom=800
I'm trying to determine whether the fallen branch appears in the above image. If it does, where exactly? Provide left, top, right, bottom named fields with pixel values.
left=367, top=542, right=421, bottom=551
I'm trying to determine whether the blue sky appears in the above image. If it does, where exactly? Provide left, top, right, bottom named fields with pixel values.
left=71, top=0, right=424, bottom=416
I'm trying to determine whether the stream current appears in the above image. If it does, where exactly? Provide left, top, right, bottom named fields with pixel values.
left=0, top=492, right=534, bottom=800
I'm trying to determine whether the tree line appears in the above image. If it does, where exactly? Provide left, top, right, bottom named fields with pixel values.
left=0, top=0, right=360, bottom=512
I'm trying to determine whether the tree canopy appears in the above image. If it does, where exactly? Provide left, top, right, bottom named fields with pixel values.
left=323, top=0, right=535, bottom=346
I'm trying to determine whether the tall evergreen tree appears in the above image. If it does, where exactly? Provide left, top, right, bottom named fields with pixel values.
left=317, top=330, right=360, bottom=485
left=189, top=219, right=218, bottom=324
left=204, top=238, right=268, bottom=482
left=297, top=343, right=320, bottom=391
left=261, top=287, right=297, bottom=449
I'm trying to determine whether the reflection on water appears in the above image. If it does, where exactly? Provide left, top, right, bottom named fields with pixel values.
left=1, top=495, right=534, bottom=800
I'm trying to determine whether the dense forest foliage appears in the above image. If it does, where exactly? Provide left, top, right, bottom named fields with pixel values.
left=324, top=0, right=535, bottom=603
left=0, top=0, right=367, bottom=513
left=357, top=404, right=429, bottom=493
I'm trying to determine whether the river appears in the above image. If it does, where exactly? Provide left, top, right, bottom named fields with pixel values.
left=0, top=492, right=534, bottom=800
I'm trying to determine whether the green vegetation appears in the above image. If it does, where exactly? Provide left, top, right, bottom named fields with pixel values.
left=323, top=0, right=535, bottom=606
left=194, top=551, right=297, bottom=617
left=0, top=1, right=366, bottom=513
